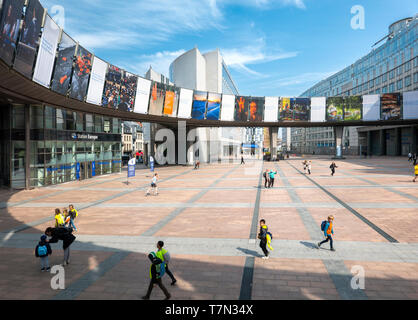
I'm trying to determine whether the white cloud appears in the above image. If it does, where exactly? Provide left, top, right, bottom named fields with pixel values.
left=260, top=71, right=337, bottom=89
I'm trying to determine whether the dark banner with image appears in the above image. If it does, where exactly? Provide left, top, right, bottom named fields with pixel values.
left=13, top=0, right=44, bottom=78
left=235, top=96, right=249, bottom=122
left=148, top=81, right=165, bottom=115
left=102, top=64, right=122, bottom=109
left=191, top=90, right=207, bottom=120
left=293, top=98, right=311, bottom=121
left=248, top=97, right=264, bottom=122
left=381, top=93, right=402, bottom=120
left=344, top=96, right=362, bottom=121
left=206, top=92, right=221, bottom=120
left=69, top=46, right=92, bottom=101
left=51, top=32, right=76, bottom=95
left=118, top=71, right=137, bottom=112
left=326, top=97, right=344, bottom=121
left=0, top=0, right=25, bottom=66
left=279, top=98, right=294, bottom=121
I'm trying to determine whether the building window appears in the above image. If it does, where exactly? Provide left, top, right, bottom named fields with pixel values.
left=389, top=83, right=395, bottom=92
left=65, top=110, right=76, bottom=131
left=405, top=61, right=411, bottom=72
left=389, top=70, right=395, bottom=80
left=76, top=112, right=84, bottom=131
left=94, top=115, right=103, bottom=133
left=56, top=109, right=65, bottom=130
left=85, top=114, right=94, bottom=132
left=382, top=73, right=387, bottom=83
left=396, top=66, right=403, bottom=76
left=414, top=72, right=418, bottom=84
left=45, top=106, right=56, bottom=129
left=30, top=105, right=44, bottom=129
left=405, top=76, right=411, bottom=87
left=396, top=79, right=403, bottom=90
left=382, top=86, right=388, bottom=93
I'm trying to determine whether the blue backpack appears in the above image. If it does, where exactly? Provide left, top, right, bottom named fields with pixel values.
left=320, top=221, right=328, bottom=232
left=37, top=245, right=48, bottom=257
left=156, top=260, right=165, bottom=278
left=267, top=231, right=273, bottom=240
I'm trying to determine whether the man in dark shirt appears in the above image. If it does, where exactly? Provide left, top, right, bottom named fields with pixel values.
left=142, top=252, right=171, bottom=300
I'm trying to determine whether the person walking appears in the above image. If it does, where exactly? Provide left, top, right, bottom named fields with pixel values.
left=54, top=209, right=65, bottom=228
left=318, top=215, right=335, bottom=251
left=408, top=152, right=413, bottom=162
left=35, top=235, right=52, bottom=272
left=156, top=241, right=177, bottom=286
left=241, top=156, right=245, bottom=165
left=44, top=227, right=76, bottom=266
left=330, top=162, right=338, bottom=176
left=194, top=160, right=200, bottom=170
left=302, top=160, right=307, bottom=174
left=146, top=173, right=159, bottom=196
left=263, top=169, right=270, bottom=188
left=142, top=252, right=171, bottom=300
left=268, top=169, right=278, bottom=188
left=307, top=161, right=312, bottom=175
left=413, top=163, right=418, bottom=183
left=68, top=204, right=78, bottom=232
left=258, top=219, right=270, bottom=259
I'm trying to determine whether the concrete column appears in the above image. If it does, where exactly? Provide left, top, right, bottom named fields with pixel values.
left=25, top=105, right=30, bottom=190
left=395, top=127, right=401, bottom=156
left=367, top=131, right=372, bottom=156
left=412, top=126, right=417, bottom=155
left=333, top=126, right=344, bottom=159
left=269, top=127, right=278, bottom=160
left=379, top=129, right=386, bottom=156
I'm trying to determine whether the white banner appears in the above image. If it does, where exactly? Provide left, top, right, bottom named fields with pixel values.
left=32, top=15, right=60, bottom=88
left=134, top=77, right=151, bottom=114
left=220, top=94, right=235, bottom=121
left=264, top=96, right=279, bottom=122
left=310, top=97, right=326, bottom=122
left=86, top=57, right=107, bottom=105
left=362, top=94, right=380, bottom=121
left=403, top=91, right=418, bottom=120
left=177, top=88, right=193, bottom=118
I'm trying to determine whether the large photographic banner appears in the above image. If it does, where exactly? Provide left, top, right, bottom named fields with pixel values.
left=344, top=96, right=362, bottom=121
left=235, top=96, right=249, bottom=122
left=362, top=94, right=380, bottom=121
left=51, top=32, right=76, bottom=95
left=163, top=84, right=180, bottom=117
left=191, top=90, right=208, bottom=120
left=133, top=77, right=151, bottom=114
left=220, top=94, right=235, bottom=121
left=279, top=98, right=294, bottom=121
left=118, top=72, right=137, bottom=112
left=32, top=15, right=60, bottom=88
left=310, top=97, right=326, bottom=122
left=326, top=97, right=344, bottom=121
left=248, top=97, right=264, bottom=122
left=206, top=92, right=221, bottom=120
left=86, top=56, right=107, bottom=105
left=13, top=0, right=44, bottom=78
left=381, top=93, right=402, bottom=120
left=264, top=96, right=278, bottom=122
left=148, top=81, right=165, bottom=115
left=102, top=65, right=122, bottom=109
left=177, top=88, right=193, bottom=118
left=293, top=98, right=310, bottom=121
left=0, top=0, right=25, bottom=66
left=403, top=91, right=418, bottom=120
left=69, top=46, right=92, bottom=101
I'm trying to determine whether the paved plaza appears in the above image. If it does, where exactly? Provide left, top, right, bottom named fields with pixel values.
left=1, top=157, right=418, bottom=300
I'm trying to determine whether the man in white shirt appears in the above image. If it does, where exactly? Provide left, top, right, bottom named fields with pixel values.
left=146, top=173, right=158, bottom=196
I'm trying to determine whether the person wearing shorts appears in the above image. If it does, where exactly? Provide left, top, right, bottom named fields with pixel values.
left=147, top=173, right=158, bottom=195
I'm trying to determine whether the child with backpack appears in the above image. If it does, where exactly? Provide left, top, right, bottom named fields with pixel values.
left=54, top=208, right=65, bottom=228
left=35, top=235, right=52, bottom=272
left=258, top=219, right=273, bottom=259
left=318, top=215, right=335, bottom=251
left=68, top=204, right=78, bottom=232
left=142, top=252, right=171, bottom=300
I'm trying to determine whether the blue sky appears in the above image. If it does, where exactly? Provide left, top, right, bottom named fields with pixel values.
left=39, top=0, right=418, bottom=96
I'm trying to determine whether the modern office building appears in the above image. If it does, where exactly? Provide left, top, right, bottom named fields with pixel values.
left=297, top=15, right=418, bottom=156
left=0, top=103, right=122, bottom=189
left=169, top=48, right=244, bottom=162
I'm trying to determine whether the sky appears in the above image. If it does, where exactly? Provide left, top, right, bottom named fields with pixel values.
left=39, top=0, right=418, bottom=97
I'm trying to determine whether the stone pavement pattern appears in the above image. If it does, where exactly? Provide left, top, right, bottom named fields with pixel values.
left=1, top=157, right=418, bottom=300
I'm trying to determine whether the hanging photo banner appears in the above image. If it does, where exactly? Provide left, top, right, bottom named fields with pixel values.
left=206, top=92, right=222, bottom=120
left=293, top=98, right=310, bottom=121
left=102, top=64, right=122, bottom=109
left=362, top=94, right=380, bottom=121
left=326, top=97, right=344, bottom=121
left=177, top=88, right=193, bottom=118
left=148, top=81, right=165, bottom=115
left=118, top=71, right=137, bottom=112
left=133, top=77, right=151, bottom=114
left=220, top=94, right=235, bottom=121
left=86, top=56, right=107, bottom=105
left=248, top=97, right=264, bottom=122
left=264, top=96, right=278, bottom=122
left=163, top=84, right=180, bottom=117
left=191, top=90, right=208, bottom=120
left=235, top=96, right=249, bottom=122
left=381, top=93, right=402, bottom=120
left=69, top=45, right=92, bottom=101
left=32, top=15, right=60, bottom=88
left=344, top=96, right=362, bottom=121
left=403, top=91, right=418, bottom=120
left=310, top=97, right=326, bottom=122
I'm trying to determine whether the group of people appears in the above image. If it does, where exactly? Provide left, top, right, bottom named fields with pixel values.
left=35, top=205, right=79, bottom=271
left=263, top=169, right=278, bottom=188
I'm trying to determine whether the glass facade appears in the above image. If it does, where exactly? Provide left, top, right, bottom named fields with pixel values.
left=222, top=62, right=239, bottom=95
left=0, top=103, right=122, bottom=189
